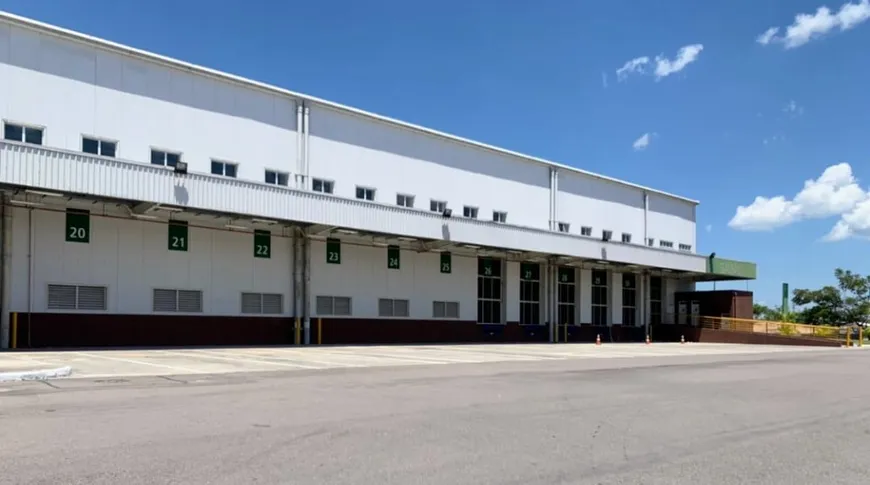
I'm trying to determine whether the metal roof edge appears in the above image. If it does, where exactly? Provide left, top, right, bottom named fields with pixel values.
left=0, top=11, right=700, bottom=206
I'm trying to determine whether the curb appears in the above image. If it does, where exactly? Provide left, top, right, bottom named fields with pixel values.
left=0, top=366, right=73, bottom=382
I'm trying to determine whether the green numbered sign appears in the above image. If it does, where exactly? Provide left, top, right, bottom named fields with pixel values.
left=65, top=209, right=90, bottom=243
left=326, top=238, right=341, bottom=264
left=387, top=245, right=400, bottom=270
left=558, top=267, right=574, bottom=284
left=254, top=230, right=271, bottom=259
left=482, top=259, right=494, bottom=276
left=168, top=221, right=188, bottom=251
left=440, top=252, right=452, bottom=274
left=520, top=262, right=538, bottom=281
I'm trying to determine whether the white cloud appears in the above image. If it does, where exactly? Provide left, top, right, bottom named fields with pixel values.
left=783, top=100, right=804, bottom=116
left=757, top=27, right=780, bottom=45
left=728, top=163, right=870, bottom=240
left=705, top=224, right=713, bottom=233
left=758, top=0, right=870, bottom=48
left=654, top=44, right=704, bottom=79
left=601, top=71, right=609, bottom=88
left=616, top=56, right=649, bottom=81
left=632, top=133, right=652, bottom=151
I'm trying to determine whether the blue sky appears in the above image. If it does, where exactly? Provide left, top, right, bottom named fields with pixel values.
left=2, top=0, right=869, bottom=307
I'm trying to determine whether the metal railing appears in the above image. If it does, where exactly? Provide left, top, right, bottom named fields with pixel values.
left=690, top=315, right=847, bottom=345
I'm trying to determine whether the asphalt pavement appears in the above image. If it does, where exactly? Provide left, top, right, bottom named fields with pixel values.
left=1, top=349, right=868, bottom=484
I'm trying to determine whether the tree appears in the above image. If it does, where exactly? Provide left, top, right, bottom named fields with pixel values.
left=791, top=269, right=870, bottom=326
left=752, top=303, right=802, bottom=323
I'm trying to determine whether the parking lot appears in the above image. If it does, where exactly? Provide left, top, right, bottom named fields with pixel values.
left=0, top=342, right=837, bottom=380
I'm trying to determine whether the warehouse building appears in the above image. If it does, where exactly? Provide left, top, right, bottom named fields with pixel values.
left=0, top=12, right=756, bottom=349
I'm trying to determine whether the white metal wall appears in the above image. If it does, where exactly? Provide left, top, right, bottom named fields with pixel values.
left=307, top=105, right=552, bottom=230
left=309, top=241, right=478, bottom=320
left=6, top=205, right=687, bottom=325
left=8, top=208, right=294, bottom=315
left=0, top=23, right=298, bottom=183
left=647, top=193, right=696, bottom=251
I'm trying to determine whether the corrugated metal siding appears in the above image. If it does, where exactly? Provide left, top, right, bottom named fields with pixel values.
left=0, top=142, right=708, bottom=272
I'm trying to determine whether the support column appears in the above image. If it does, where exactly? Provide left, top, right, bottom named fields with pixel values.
left=611, top=272, right=623, bottom=326
left=302, top=231, right=311, bottom=345
left=0, top=195, right=10, bottom=349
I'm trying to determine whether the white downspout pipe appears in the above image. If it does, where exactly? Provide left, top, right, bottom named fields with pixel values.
left=553, top=169, right=559, bottom=230
left=303, top=105, right=311, bottom=189
left=296, top=102, right=304, bottom=189
left=643, top=192, right=649, bottom=245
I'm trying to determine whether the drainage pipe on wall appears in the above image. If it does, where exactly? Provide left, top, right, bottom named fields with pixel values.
left=0, top=195, right=10, bottom=349
left=296, top=102, right=304, bottom=189
left=552, top=169, right=559, bottom=230
left=303, top=104, right=311, bottom=189
left=548, top=168, right=556, bottom=231
left=643, top=192, right=649, bottom=244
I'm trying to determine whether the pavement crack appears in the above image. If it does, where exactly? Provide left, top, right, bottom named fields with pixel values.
left=158, top=375, right=189, bottom=384
left=39, top=380, right=60, bottom=389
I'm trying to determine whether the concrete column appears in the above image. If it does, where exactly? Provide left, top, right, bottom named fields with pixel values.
left=302, top=232, right=311, bottom=344
left=0, top=196, right=10, bottom=349
left=579, top=268, right=592, bottom=324
left=505, top=261, right=520, bottom=323
left=611, top=272, right=623, bottom=326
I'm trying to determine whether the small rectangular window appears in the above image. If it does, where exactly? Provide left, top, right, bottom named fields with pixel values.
left=492, top=211, right=507, bottom=223
left=602, top=230, right=612, bottom=241
left=316, top=295, right=353, bottom=316
left=378, top=298, right=410, bottom=317
left=241, top=292, right=284, bottom=314
left=581, top=226, right=592, bottom=236
left=82, top=137, right=117, bottom=157
left=396, top=194, right=415, bottom=208
left=355, top=186, right=375, bottom=201
left=433, top=301, right=460, bottom=319
left=558, top=222, right=570, bottom=233
left=659, top=240, right=674, bottom=249
left=265, top=170, right=290, bottom=186
left=3, top=122, right=43, bottom=145
left=647, top=238, right=655, bottom=247
left=679, top=243, right=693, bottom=252
left=463, top=206, right=478, bottom=219
left=430, top=200, right=447, bottom=213
left=313, top=178, right=334, bottom=194
left=621, top=233, right=632, bottom=243
left=211, top=160, right=238, bottom=178
left=47, top=284, right=108, bottom=311
left=151, top=149, right=181, bottom=168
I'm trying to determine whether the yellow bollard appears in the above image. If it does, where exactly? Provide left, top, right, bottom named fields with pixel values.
left=317, top=318, right=322, bottom=345
left=294, top=317, right=301, bottom=346
left=563, top=323, right=568, bottom=344
left=11, top=312, right=17, bottom=350
left=860, top=326, right=864, bottom=347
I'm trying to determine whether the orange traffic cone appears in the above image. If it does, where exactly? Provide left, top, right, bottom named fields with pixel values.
left=645, top=335, right=651, bottom=345
left=595, top=334, right=601, bottom=346
left=680, top=335, right=686, bottom=344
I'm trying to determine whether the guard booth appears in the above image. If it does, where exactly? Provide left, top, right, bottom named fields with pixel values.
left=674, top=290, right=753, bottom=325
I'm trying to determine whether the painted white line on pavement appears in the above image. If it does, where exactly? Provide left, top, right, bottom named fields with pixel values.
left=210, top=349, right=370, bottom=369
left=75, top=352, right=203, bottom=374
left=318, top=349, right=477, bottom=365
left=169, top=350, right=323, bottom=369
